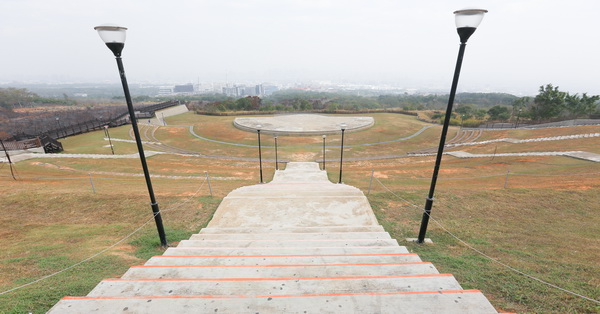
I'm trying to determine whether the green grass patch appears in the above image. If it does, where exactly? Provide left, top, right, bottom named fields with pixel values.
left=368, top=189, right=600, bottom=313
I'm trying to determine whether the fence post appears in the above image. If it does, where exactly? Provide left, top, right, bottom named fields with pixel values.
left=367, top=169, right=375, bottom=196
left=504, top=170, right=510, bottom=189
left=89, top=173, right=96, bottom=193
left=205, top=171, right=213, bottom=197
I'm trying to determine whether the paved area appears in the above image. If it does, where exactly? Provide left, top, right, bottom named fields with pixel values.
left=234, top=114, right=374, bottom=135
left=1, top=151, right=163, bottom=163
left=446, top=132, right=600, bottom=147
left=447, top=150, right=600, bottom=162
left=49, top=162, right=498, bottom=313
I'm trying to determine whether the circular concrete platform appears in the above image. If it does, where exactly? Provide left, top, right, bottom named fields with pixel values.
left=233, top=114, right=374, bottom=136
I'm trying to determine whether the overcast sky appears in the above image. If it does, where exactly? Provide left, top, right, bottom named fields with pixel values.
left=1, top=0, right=599, bottom=95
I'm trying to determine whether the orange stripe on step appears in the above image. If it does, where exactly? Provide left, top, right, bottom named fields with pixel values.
left=130, top=262, right=431, bottom=268
left=153, top=253, right=417, bottom=258
left=183, top=239, right=393, bottom=242
left=103, top=274, right=452, bottom=282
left=167, top=246, right=402, bottom=249
left=62, top=290, right=481, bottom=300
left=196, top=232, right=386, bottom=235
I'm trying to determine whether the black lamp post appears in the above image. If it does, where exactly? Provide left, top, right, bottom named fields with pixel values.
left=256, top=124, right=263, bottom=183
left=94, top=24, right=167, bottom=247
left=55, top=117, right=62, bottom=138
left=274, top=135, right=279, bottom=170
left=417, top=9, right=488, bottom=244
left=104, top=125, right=115, bottom=155
left=322, top=135, right=326, bottom=170
left=338, top=123, right=347, bottom=184
left=0, top=138, right=16, bottom=180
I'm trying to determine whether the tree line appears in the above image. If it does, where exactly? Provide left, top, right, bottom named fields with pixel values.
left=515, top=84, right=600, bottom=120
left=192, top=91, right=522, bottom=114
left=0, top=88, right=76, bottom=112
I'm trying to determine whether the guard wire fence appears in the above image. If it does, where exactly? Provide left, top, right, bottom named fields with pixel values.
left=0, top=174, right=210, bottom=296
left=370, top=174, right=600, bottom=305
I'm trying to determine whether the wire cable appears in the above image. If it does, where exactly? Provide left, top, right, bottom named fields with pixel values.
left=372, top=176, right=600, bottom=305
left=0, top=176, right=209, bottom=296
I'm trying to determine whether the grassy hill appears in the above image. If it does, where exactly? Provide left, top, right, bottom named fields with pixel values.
left=1, top=112, right=598, bottom=313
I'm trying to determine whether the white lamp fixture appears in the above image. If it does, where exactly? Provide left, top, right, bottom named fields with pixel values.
left=94, top=24, right=128, bottom=56
left=453, top=9, right=487, bottom=43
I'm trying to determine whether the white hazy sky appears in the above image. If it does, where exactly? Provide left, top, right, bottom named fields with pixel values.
left=1, top=0, right=599, bottom=95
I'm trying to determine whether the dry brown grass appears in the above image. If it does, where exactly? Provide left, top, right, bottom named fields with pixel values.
left=1, top=112, right=599, bottom=312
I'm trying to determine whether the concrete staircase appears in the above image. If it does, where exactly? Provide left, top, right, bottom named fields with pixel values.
left=49, top=162, right=498, bottom=313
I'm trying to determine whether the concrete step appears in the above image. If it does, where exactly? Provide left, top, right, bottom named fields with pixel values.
left=50, top=290, right=498, bottom=313
left=87, top=274, right=462, bottom=297
left=163, top=246, right=410, bottom=256
left=144, top=253, right=421, bottom=266
left=121, top=262, right=439, bottom=279
left=198, top=225, right=385, bottom=234
left=189, top=231, right=392, bottom=240
left=176, top=239, right=399, bottom=248
left=208, top=197, right=379, bottom=228
left=228, top=188, right=365, bottom=197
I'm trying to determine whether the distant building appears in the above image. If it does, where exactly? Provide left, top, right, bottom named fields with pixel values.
left=174, top=84, right=194, bottom=94
left=158, top=86, right=173, bottom=96
left=255, top=84, right=264, bottom=97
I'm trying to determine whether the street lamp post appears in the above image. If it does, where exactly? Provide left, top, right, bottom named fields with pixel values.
left=0, top=138, right=16, bottom=180
left=515, top=108, right=522, bottom=128
left=94, top=24, right=167, bottom=247
left=104, top=125, right=115, bottom=155
left=274, top=135, right=279, bottom=170
left=56, top=117, right=62, bottom=138
left=417, top=9, right=487, bottom=244
left=338, top=123, right=347, bottom=184
left=256, top=124, right=263, bottom=183
left=322, top=135, right=326, bottom=170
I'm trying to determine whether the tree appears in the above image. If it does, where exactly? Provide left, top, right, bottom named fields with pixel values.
left=474, top=108, right=487, bottom=119
left=0, top=88, right=38, bottom=110
left=565, top=93, right=600, bottom=117
left=455, top=104, right=475, bottom=119
left=531, top=84, right=566, bottom=120
left=487, top=105, right=510, bottom=121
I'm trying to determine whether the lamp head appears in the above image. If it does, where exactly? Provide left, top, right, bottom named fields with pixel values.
left=454, top=8, right=487, bottom=43
left=94, top=24, right=127, bottom=57
left=322, top=135, right=326, bottom=139
left=340, top=123, right=347, bottom=131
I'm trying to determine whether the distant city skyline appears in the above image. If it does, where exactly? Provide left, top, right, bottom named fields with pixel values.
left=1, top=0, right=600, bottom=96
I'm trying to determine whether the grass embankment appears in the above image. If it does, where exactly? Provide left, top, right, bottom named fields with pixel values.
left=335, top=155, right=600, bottom=313
left=1, top=112, right=598, bottom=312
left=157, top=112, right=443, bottom=161
left=0, top=155, right=263, bottom=313
left=60, top=126, right=138, bottom=155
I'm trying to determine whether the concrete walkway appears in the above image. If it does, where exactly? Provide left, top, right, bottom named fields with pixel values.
left=447, top=150, right=600, bottom=162
left=50, top=162, right=498, bottom=313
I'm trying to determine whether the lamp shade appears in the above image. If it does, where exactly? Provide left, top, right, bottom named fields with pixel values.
left=454, top=9, right=487, bottom=28
left=94, top=24, right=127, bottom=43
left=453, top=9, right=487, bottom=43
left=94, top=24, right=127, bottom=56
